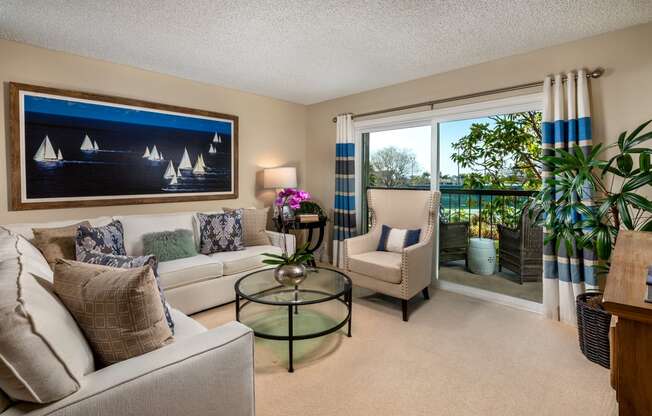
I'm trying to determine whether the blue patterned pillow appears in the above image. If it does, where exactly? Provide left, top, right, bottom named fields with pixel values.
left=75, top=220, right=126, bottom=258
left=197, top=210, right=244, bottom=254
left=377, top=225, right=421, bottom=253
left=76, top=249, right=175, bottom=334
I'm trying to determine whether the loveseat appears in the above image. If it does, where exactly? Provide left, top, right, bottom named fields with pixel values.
left=0, top=224, right=256, bottom=416
left=4, top=210, right=296, bottom=314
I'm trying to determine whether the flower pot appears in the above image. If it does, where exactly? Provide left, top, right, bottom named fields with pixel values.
left=274, top=264, right=307, bottom=287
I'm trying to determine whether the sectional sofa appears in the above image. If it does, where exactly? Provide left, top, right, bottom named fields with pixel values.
left=0, top=210, right=295, bottom=415
left=4, top=210, right=296, bottom=314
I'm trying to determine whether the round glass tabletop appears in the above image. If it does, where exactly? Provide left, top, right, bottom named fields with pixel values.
left=235, top=267, right=351, bottom=305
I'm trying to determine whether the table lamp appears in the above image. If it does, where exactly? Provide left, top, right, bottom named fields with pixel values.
left=263, top=167, right=297, bottom=193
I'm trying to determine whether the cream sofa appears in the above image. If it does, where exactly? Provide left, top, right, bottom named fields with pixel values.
left=4, top=210, right=295, bottom=315
left=0, top=226, right=255, bottom=416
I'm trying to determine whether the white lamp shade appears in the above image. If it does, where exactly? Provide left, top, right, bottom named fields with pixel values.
left=263, top=167, right=297, bottom=189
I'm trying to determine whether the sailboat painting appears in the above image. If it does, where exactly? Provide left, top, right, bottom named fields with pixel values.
left=9, top=82, right=238, bottom=210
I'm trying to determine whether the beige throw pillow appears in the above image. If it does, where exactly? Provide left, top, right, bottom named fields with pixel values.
left=32, top=221, right=91, bottom=269
left=53, top=260, right=173, bottom=366
left=0, top=229, right=95, bottom=404
left=224, top=207, right=270, bottom=246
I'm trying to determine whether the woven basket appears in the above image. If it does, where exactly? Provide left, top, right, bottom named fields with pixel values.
left=576, top=292, right=611, bottom=369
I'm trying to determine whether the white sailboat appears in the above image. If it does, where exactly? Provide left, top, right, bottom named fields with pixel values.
left=178, top=148, right=192, bottom=170
left=163, top=161, right=176, bottom=179
left=160, top=152, right=164, bottom=160
left=33, top=135, right=58, bottom=162
left=149, top=145, right=161, bottom=161
left=199, top=154, right=206, bottom=169
left=169, top=175, right=178, bottom=185
left=177, top=167, right=183, bottom=177
left=208, top=144, right=216, bottom=154
left=192, top=156, right=205, bottom=175
left=142, top=146, right=150, bottom=158
left=80, top=134, right=94, bottom=151
left=93, top=141, right=99, bottom=151
left=212, top=133, right=220, bottom=143
left=57, top=149, right=63, bottom=161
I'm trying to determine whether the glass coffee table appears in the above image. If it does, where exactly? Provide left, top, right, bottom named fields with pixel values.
left=235, top=267, right=352, bottom=372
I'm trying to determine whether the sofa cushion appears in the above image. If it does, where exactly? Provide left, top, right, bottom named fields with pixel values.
left=209, top=245, right=282, bottom=276
left=116, top=212, right=198, bottom=257
left=2, top=217, right=113, bottom=241
left=0, top=230, right=95, bottom=404
left=75, top=220, right=126, bottom=257
left=0, top=390, right=10, bottom=413
left=53, top=260, right=174, bottom=366
left=157, top=255, right=223, bottom=290
left=169, top=307, right=206, bottom=339
left=76, top=250, right=175, bottom=333
left=347, top=251, right=403, bottom=284
left=224, top=207, right=271, bottom=246
left=32, top=221, right=91, bottom=269
left=197, top=211, right=245, bottom=254
left=142, top=229, right=197, bottom=262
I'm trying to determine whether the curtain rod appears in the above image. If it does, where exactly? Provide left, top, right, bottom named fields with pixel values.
left=331, top=67, right=604, bottom=123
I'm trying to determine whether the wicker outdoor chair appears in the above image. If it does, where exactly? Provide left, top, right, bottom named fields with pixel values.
left=438, top=221, right=469, bottom=269
left=497, top=209, right=543, bottom=284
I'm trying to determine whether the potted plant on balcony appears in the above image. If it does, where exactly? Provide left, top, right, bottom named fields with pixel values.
left=529, top=119, right=652, bottom=367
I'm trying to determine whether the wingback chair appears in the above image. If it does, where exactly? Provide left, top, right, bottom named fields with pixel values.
left=497, top=208, right=543, bottom=284
left=343, top=189, right=440, bottom=321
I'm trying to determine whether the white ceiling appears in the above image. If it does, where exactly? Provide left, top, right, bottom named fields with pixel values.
left=1, top=1, right=651, bottom=105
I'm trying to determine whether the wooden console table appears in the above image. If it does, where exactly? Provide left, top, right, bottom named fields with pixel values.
left=602, top=230, right=652, bottom=416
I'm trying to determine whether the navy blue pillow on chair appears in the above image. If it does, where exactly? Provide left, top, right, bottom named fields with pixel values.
left=377, top=225, right=421, bottom=253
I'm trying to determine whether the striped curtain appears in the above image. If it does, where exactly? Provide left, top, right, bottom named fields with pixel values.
left=541, top=69, right=597, bottom=324
left=332, top=114, right=356, bottom=267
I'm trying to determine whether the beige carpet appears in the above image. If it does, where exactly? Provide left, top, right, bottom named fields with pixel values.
left=193, top=288, right=616, bottom=416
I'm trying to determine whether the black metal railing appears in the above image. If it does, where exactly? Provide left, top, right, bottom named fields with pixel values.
left=364, top=186, right=535, bottom=239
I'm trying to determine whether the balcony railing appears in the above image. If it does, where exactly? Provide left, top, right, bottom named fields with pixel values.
left=365, top=186, right=535, bottom=239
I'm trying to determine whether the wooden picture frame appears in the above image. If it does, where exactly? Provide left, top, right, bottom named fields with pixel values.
left=9, top=82, right=238, bottom=210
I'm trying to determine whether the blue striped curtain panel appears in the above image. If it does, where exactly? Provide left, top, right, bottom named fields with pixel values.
left=541, top=69, right=596, bottom=325
left=332, top=114, right=356, bottom=267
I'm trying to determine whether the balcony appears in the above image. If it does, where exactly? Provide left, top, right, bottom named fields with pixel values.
left=438, top=187, right=542, bottom=303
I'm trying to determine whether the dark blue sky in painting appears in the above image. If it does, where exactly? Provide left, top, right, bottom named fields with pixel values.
left=25, top=95, right=232, bottom=134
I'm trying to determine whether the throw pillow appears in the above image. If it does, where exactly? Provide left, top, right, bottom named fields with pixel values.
left=32, top=221, right=91, bottom=269
left=0, top=229, right=95, bottom=404
left=75, top=220, right=126, bottom=258
left=76, top=250, right=175, bottom=333
left=197, top=210, right=244, bottom=254
left=224, top=207, right=271, bottom=246
left=377, top=225, right=421, bottom=253
left=142, top=229, right=197, bottom=262
left=53, top=259, right=174, bottom=366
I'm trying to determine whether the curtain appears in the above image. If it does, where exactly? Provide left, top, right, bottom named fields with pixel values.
left=541, top=69, right=597, bottom=324
left=332, top=114, right=356, bottom=267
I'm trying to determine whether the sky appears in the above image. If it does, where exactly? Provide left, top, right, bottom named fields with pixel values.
left=369, top=117, right=496, bottom=177
left=25, top=95, right=232, bottom=134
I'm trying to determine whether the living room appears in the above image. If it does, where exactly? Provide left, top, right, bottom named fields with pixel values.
left=1, top=2, right=651, bottom=416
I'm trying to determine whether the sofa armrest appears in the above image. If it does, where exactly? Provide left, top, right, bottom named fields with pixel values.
left=266, top=230, right=295, bottom=255
left=14, top=322, right=254, bottom=416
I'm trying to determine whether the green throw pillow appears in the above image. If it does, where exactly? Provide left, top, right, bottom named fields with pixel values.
left=142, top=229, right=197, bottom=262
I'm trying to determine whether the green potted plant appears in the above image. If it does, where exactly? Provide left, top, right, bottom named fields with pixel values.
left=529, top=119, right=652, bottom=368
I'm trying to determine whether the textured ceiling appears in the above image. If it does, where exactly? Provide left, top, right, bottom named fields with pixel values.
left=1, top=1, right=651, bottom=104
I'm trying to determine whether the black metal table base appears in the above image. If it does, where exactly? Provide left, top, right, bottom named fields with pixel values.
left=236, top=286, right=353, bottom=373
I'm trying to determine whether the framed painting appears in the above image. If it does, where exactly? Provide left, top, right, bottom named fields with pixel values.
left=9, top=82, right=238, bottom=210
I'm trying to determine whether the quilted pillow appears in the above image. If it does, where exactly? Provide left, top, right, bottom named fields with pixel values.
left=76, top=250, right=174, bottom=334
left=75, top=220, right=126, bottom=258
left=377, top=225, right=421, bottom=253
left=197, top=210, right=244, bottom=254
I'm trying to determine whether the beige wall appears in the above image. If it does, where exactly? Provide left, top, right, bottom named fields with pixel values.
left=306, top=23, right=652, bottom=254
left=0, top=39, right=307, bottom=224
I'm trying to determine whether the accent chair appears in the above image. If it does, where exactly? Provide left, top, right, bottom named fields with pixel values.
left=343, top=189, right=440, bottom=321
left=497, top=208, right=543, bottom=284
